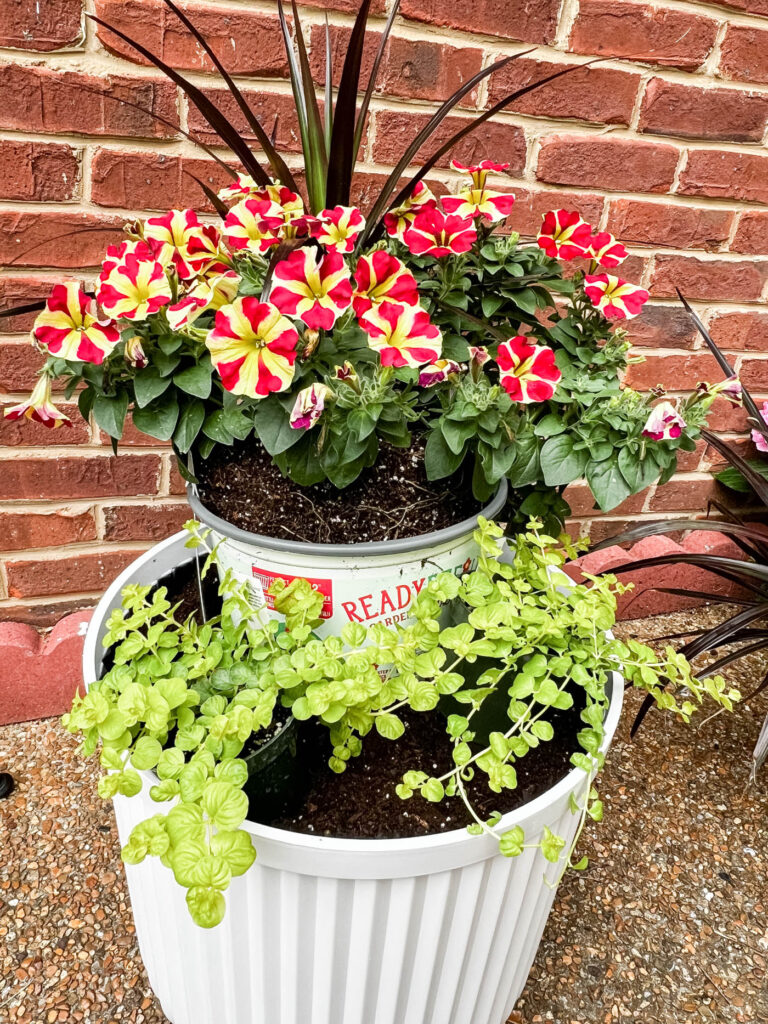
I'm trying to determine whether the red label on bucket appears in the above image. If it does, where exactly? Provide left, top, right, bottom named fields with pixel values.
left=252, top=566, right=333, bottom=619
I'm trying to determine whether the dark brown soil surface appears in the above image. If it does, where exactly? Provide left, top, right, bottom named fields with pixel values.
left=267, top=692, right=586, bottom=839
left=194, top=437, right=483, bottom=543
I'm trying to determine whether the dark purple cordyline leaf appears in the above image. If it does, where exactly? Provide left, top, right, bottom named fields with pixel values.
left=6, top=226, right=121, bottom=268
left=697, top=639, right=768, bottom=680
left=702, top=428, right=768, bottom=508
left=87, top=13, right=272, bottom=187
left=326, top=0, right=372, bottom=208
left=76, top=80, right=238, bottom=178
left=359, top=50, right=533, bottom=246
left=604, top=551, right=768, bottom=594
left=681, top=602, right=768, bottom=661
left=677, top=288, right=766, bottom=436
left=367, top=57, right=602, bottom=243
left=160, top=0, right=297, bottom=191
left=589, top=517, right=768, bottom=557
left=0, top=299, right=47, bottom=320
left=183, top=171, right=230, bottom=219
left=352, top=0, right=401, bottom=162
left=752, top=708, right=768, bottom=777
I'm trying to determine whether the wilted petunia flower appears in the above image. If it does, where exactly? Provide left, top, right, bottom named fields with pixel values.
left=495, top=336, right=562, bottom=403
left=404, top=208, right=477, bottom=258
left=583, top=274, right=649, bottom=320
left=537, top=210, right=593, bottom=261
left=443, top=159, right=515, bottom=223
left=144, top=210, right=221, bottom=280
left=33, top=282, right=120, bottom=364
left=4, top=374, right=70, bottom=429
left=360, top=300, right=442, bottom=368
left=383, top=181, right=438, bottom=240
left=353, top=251, right=419, bottom=319
left=98, top=250, right=173, bottom=321
left=289, top=382, right=333, bottom=430
left=697, top=376, right=743, bottom=407
left=311, top=206, right=366, bottom=254
left=124, top=336, right=148, bottom=369
left=588, top=231, right=628, bottom=269
left=269, top=248, right=353, bottom=330
left=206, top=297, right=298, bottom=398
left=642, top=400, right=685, bottom=441
left=418, top=359, right=464, bottom=387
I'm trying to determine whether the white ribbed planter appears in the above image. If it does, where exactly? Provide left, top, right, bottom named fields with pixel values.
left=186, top=481, right=508, bottom=636
left=84, top=534, right=623, bottom=1024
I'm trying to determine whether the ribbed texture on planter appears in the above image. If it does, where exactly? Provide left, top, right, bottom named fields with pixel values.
left=86, top=534, right=623, bottom=1024
left=111, top=782, right=593, bottom=1024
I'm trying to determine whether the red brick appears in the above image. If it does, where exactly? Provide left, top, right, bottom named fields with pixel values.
left=0, top=404, right=89, bottom=446
left=678, top=149, right=768, bottom=206
left=647, top=476, right=718, bottom=512
left=0, top=455, right=161, bottom=500
left=311, top=25, right=484, bottom=105
left=0, top=212, right=124, bottom=270
left=0, top=278, right=62, bottom=333
left=737, top=358, right=768, bottom=391
left=638, top=78, right=768, bottom=143
left=607, top=199, right=733, bottom=251
left=624, top=351, right=726, bottom=391
left=91, top=149, right=231, bottom=212
left=568, top=0, right=718, bottom=71
left=731, top=212, right=768, bottom=256
left=95, top=0, right=287, bottom=76
left=168, top=458, right=187, bottom=496
left=675, top=438, right=708, bottom=473
left=650, top=255, right=768, bottom=301
left=511, top=189, right=604, bottom=238
left=0, top=511, right=96, bottom=552
left=188, top=89, right=302, bottom=153
left=537, top=134, right=679, bottom=194
left=0, top=140, right=80, bottom=203
left=708, top=311, right=768, bottom=352
left=0, top=65, right=178, bottom=140
left=487, top=59, right=640, bottom=127
left=6, top=549, right=143, bottom=598
left=371, top=110, right=526, bottom=175
left=707, top=400, right=750, bottom=432
left=709, top=0, right=768, bottom=20
left=400, top=0, right=559, bottom=44
left=625, top=304, right=698, bottom=350
left=96, top=413, right=169, bottom=447
left=103, top=502, right=190, bottom=541
left=0, top=341, right=67, bottom=394
left=0, top=0, right=83, bottom=52
left=720, top=26, right=768, bottom=85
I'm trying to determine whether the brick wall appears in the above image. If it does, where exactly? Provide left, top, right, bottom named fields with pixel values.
left=1, top=0, right=768, bottom=625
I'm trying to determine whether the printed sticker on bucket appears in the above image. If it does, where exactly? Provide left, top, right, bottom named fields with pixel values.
left=252, top=566, right=334, bottom=619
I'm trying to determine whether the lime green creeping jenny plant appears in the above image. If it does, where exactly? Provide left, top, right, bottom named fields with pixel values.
left=63, top=519, right=739, bottom=928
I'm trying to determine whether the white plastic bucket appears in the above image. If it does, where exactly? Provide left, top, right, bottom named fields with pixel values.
left=83, top=534, right=624, bottom=1024
left=185, top=482, right=508, bottom=635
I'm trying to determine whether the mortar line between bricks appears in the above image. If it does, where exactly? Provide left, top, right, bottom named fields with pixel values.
left=19, top=0, right=768, bottom=55
left=8, top=23, right=768, bottom=98
left=703, top=19, right=730, bottom=78
left=1, top=539, right=154, bottom=560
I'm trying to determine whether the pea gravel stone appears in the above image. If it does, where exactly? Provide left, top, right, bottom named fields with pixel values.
left=0, top=605, right=766, bottom=1023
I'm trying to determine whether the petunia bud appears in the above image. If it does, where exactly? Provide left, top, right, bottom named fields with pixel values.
left=289, top=382, right=333, bottom=431
left=124, top=336, right=148, bottom=369
left=468, top=345, right=490, bottom=381
left=301, top=328, right=321, bottom=360
left=333, top=361, right=360, bottom=391
left=696, top=376, right=742, bottom=407
left=418, top=359, right=464, bottom=388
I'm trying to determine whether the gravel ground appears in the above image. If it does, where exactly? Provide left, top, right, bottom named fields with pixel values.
left=0, top=605, right=767, bottom=1024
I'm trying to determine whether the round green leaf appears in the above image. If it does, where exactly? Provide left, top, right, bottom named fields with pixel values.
left=201, top=780, right=249, bottom=830
left=186, top=886, right=226, bottom=929
left=131, top=736, right=163, bottom=770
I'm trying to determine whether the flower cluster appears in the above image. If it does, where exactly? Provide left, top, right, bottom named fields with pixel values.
left=5, top=160, right=731, bottom=516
